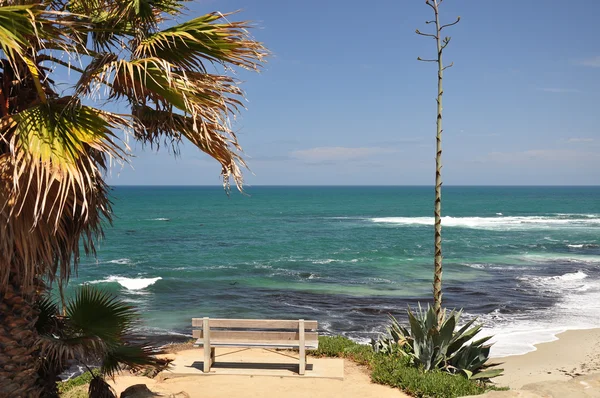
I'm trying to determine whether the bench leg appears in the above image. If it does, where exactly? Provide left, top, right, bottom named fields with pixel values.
left=204, top=344, right=212, bottom=373
left=203, top=317, right=211, bottom=373
left=299, top=345, right=306, bottom=375
left=210, top=347, right=216, bottom=365
left=299, top=319, right=306, bottom=375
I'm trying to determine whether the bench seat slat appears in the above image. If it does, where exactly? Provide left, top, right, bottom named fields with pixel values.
left=194, top=339, right=318, bottom=349
left=192, top=329, right=317, bottom=344
left=192, top=318, right=318, bottom=330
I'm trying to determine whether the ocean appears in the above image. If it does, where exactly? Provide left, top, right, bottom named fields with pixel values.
left=69, top=186, right=600, bottom=357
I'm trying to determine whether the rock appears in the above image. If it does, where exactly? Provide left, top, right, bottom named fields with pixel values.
left=120, top=384, right=155, bottom=398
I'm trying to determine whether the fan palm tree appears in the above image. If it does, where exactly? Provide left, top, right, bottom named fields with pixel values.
left=36, top=285, right=168, bottom=397
left=0, top=0, right=267, bottom=395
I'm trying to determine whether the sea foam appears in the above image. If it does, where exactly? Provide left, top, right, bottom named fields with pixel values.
left=88, top=276, right=162, bottom=290
left=370, top=215, right=600, bottom=230
left=484, top=270, right=600, bottom=357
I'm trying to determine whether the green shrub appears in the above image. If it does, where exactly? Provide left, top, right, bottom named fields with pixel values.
left=57, top=369, right=99, bottom=395
left=313, top=336, right=505, bottom=397
left=313, top=335, right=360, bottom=357
left=373, top=305, right=503, bottom=380
left=371, top=354, right=495, bottom=398
left=312, top=336, right=375, bottom=366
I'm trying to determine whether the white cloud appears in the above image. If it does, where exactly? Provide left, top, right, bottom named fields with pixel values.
left=291, top=146, right=398, bottom=163
left=539, top=88, right=580, bottom=93
left=567, top=138, right=595, bottom=143
left=483, top=149, right=599, bottom=164
left=576, top=56, right=600, bottom=68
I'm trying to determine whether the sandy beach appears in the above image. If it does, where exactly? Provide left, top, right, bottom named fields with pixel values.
left=495, top=328, right=600, bottom=389
left=99, top=328, right=600, bottom=397
left=109, top=348, right=408, bottom=398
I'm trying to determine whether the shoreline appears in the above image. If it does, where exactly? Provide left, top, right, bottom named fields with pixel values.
left=493, top=327, right=600, bottom=389
left=488, top=324, right=597, bottom=358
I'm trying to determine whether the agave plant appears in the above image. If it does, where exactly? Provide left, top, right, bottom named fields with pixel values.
left=371, top=314, right=410, bottom=356
left=36, top=285, right=168, bottom=397
left=0, top=1, right=267, bottom=395
left=374, top=304, right=503, bottom=380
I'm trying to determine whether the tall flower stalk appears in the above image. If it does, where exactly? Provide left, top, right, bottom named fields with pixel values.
left=416, top=0, right=460, bottom=324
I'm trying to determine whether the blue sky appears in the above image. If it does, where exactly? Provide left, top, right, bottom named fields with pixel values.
left=109, top=0, right=600, bottom=186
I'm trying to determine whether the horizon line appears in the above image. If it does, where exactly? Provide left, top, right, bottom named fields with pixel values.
left=109, top=184, right=600, bottom=187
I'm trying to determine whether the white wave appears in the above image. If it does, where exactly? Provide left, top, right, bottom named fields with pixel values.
left=282, top=301, right=321, bottom=312
left=496, top=212, right=503, bottom=216
left=567, top=243, right=599, bottom=249
left=370, top=215, right=600, bottom=230
left=108, top=258, right=131, bottom=265
left=148, top=217, right=170, bottom=221
left=485, top=324, right=565, bottom=357
left=484, top=270, right=600, bottom=357
left=518, top=271, right=588, bottom=292
left=201, top=265, right=238, bottom=270
left=88, top=275, right=162, bottom=290
left=311, top=259, right=339, bottom=264
left=554, top=213, right=599, bottom=218
left=549, top=270, right=587, bottom=282
left=366, top=277, right=396, bottom=284
left=463, top=263, right=531, bottom=271
left=520, top=254, right=600, bottom=265
left=463, top=263, right=486, bottom=269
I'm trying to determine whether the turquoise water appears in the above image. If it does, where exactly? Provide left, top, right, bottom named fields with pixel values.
left=70, top=186, right=600, bottom=356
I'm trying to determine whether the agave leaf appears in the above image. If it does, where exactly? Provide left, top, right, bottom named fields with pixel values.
left=471, top=368, right=504, bottom=380
left=438, top=312, right=455, bottom=344
left=425, top=305, right=438, bottom=331
left=448, top=324, right=483, bottom=354
left=408, top=308, right=425, bottom=343
left=451, top=317, right=478, bottom=340
left=471, top=335, right=494, bottom=347
left=460, top=368, right=473, bottom=379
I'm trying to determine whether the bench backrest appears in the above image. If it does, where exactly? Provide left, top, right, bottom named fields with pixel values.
left=192, top=318, right=319, bottom=347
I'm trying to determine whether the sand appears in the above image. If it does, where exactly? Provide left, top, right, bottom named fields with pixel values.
left=110, top=348, right=408, bottom=398
left=494, top=328, right=600, bottom=389
left=108, top=328, right=600, bottom=397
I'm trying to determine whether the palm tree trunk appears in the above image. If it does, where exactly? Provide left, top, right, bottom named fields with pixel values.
left=432, top=0, right=444, bottom=324
left=0, top=270, right=43, bottom=397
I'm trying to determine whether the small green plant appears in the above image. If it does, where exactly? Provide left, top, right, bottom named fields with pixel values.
left=312, top=336, right=374, bottom=366
left=374, top=305, right=503, bottom=380
left=312, top=336, right=505, bottom=397
left=57, top=370, right=99, bottom=395
left=371, top=354, right=502, bottom=398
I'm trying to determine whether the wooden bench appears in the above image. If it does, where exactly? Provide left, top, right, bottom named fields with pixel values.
left=192, top=318, right=318, bottom=375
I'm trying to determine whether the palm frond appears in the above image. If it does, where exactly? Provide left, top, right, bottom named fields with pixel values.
left=0, top=4, right=88, bottom=68
left=35, top=295, right=60, bottom=335
left=88, top=375, right=117, bottom=398
left=101, top=343, right=167, bottom=379
left=76, top=57, right=248, bottom=188
left=0, top=99, right=127, bottom=288
left=133, top=105, right=246, bottom=189
left=0, top=5, right=40, bottom=66
left=1, top=1, right=268, bottom=293
left=3, top=98, right=126, bottom=224
left=66, top=285, right=137, bottom=345
left=134, top=12, right=268, bottom=72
